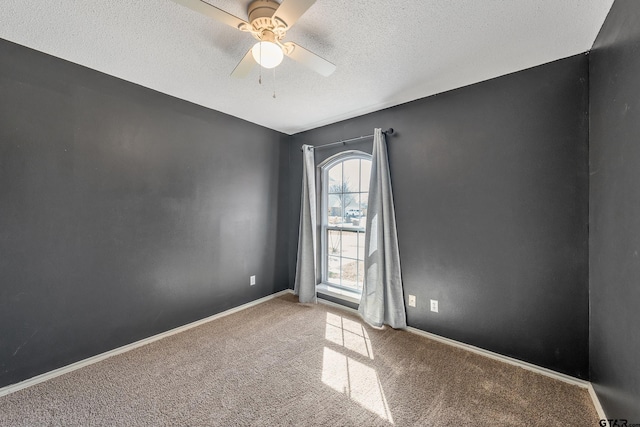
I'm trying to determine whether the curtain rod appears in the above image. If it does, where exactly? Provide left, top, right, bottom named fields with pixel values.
left=300, top=128, right=395, bottom=151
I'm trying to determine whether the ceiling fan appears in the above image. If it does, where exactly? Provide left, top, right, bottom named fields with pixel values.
left=171, top=0, right=336, bottom=78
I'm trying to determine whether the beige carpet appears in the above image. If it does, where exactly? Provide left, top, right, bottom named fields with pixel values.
left=0, top=294, right=598, bottom=426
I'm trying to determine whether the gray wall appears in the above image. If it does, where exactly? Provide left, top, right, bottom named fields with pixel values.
left=290, top=54, right=590, bottom=378
left=589, top=0, right=640, bottom=420
left=0, top=39, right=289, bottom=388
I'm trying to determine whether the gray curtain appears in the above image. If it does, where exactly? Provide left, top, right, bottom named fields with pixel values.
left=358, top=129, right=407, bottom=328
left=294, top=145, right=317, bottom=303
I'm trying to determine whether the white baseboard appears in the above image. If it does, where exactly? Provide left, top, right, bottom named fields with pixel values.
left=316, top=295, right=590, bottom=388
left=0, top=289, right=292, bottom=398
left=322, top=294, right=606, bottom=418
left=406, top=326, right=589, bottom=388
left=588, top=383, right=607, bottom=420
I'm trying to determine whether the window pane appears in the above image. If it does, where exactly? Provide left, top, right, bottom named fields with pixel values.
left=343, top=194, right=363, bottom=228
left=327, top=230, right=341, bottom=257
left=343, top=159, right=360, bottom=193
left=360, top=160, right=371, bottom=192
left=327, top=194, right=342, bottom=225
left=357, top=231, right=365, bottom=260
left=344, top=193, right=359, bottom=212
left=328, top=164, right=342, bottom=193
left=327, top=256, right=341, bottom=285
left=348, top=196, right=357, bottom=224
left=341, top=258, right=358, bottom=290
left=341, top=230, right=358, bottom=259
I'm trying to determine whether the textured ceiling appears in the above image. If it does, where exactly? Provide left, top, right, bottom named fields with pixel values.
left=2, top=1, right=613, bottom=134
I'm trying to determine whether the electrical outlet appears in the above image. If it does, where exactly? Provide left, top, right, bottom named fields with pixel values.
left=250, top=275, right=256, bottom=286
left=408, top=295, right=416, bottom=307
left=430, top=299, right=438, bottom=313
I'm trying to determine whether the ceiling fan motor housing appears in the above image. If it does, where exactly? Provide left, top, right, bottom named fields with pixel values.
left=248, top=0, right=282, bottom=31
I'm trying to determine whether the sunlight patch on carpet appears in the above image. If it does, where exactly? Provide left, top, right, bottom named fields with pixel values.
left=322, top=313, right=392, bottom=423
left=325, top=313, right=373, bottom=359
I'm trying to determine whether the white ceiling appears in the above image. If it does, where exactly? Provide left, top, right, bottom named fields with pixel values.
left=2, top=1, right=613, bottom=135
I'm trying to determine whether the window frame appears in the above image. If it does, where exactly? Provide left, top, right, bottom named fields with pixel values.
left=319, top=150, right=372, bottom=297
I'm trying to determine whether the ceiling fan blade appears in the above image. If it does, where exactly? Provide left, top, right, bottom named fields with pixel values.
left=284, top=42, right=336, bottom=77
left=272, top=0, right=316, bottom=28
left=230, top=49, right=256, bottom=78
left=171, top=0, right=249, bottom=30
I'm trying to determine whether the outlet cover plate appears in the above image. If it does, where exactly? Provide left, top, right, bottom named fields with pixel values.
left=250, top=275, right=256, bottom=286
left=408, top=295, right=416, bottom=307
left=430, top=299, right=438, bottom=313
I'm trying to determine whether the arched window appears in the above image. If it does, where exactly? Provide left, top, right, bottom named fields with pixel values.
left=320, top=151, right=372, bottom=296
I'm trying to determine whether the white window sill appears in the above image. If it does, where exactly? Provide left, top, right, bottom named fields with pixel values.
left=317, top=283, right=361, bottom=305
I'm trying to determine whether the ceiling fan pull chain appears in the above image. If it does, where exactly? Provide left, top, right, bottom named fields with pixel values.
left=273, top=67, right=276, bottom=99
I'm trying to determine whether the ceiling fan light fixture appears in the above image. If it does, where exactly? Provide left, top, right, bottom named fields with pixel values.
left=252, top=41, right=284, bottom=69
